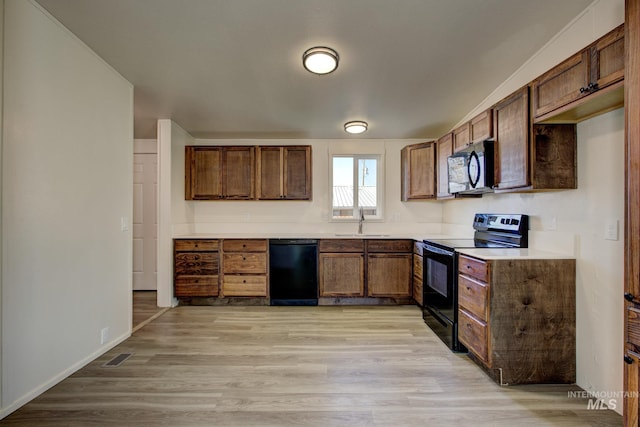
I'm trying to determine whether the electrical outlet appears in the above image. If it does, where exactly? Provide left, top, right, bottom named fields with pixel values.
left=100, top=327, right=109, bottom=345
left=604, top=220, right=619, bottom=241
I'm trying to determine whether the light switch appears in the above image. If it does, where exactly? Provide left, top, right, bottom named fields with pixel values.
left=604, top=220, right=618, bottom=241
left=121, top=216, right=129, bottom=232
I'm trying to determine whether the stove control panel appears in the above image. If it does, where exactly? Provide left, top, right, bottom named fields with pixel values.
left=473, top=214, right=528, bottom=233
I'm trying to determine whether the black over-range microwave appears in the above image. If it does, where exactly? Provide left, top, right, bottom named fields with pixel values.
left=447, top=140, right=494, bottom=195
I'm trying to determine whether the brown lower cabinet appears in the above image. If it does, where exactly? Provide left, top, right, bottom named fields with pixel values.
left=413, top=242, right=424, bottom=306
left=319, top=239, right=365, bottom=297
left=221, top=239, right=268, bottom=297
left=457, top=253, right=576, bottom=385
left=174, top=239, right=220, bottom=297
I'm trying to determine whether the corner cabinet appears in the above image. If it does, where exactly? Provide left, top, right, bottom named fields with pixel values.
left=457, top=254, right=576, bottom=385
left=401, top=141, right=436, bottom=201
left=493, top=86, right=577, bottom=192
left=532, top=24, right=624, bottom=123
left=256, top=146, right=312, bottom=200
left=185, top=146, right=255, bottom=200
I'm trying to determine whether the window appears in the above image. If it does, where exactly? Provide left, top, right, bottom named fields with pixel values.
left=330, top=154, right=383, bottom=220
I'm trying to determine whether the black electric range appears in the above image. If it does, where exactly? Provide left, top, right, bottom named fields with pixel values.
left=422, top=213, right=529, bottom=352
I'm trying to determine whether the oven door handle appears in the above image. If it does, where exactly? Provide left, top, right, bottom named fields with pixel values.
left=424, top=245, right=455, bottom=257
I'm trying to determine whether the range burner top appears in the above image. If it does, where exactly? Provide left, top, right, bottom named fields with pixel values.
left=424, top=214, right=529, bottom=250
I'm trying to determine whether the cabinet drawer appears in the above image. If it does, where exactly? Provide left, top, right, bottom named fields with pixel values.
left=319, top=239, right=364, bottom=253
left=223, top=275, right=267, bottom=296
left=459, top=255, right=490, bottom=283
left=175, top=275, right=218, bottom=297
left=413, top=254, right=423, bottom=281
left=223, top=253, right=267, bottom=274
left=175, top=252, right=219, bottom=275
left=458, top=308, right=488, bottom=362
left=223, top=239, right=267, bottom=252
left=175, top=239, right=219, bottom=252
left=458, top=274, right=488, bottom=321
left=367, top=239, right=413, bottom=253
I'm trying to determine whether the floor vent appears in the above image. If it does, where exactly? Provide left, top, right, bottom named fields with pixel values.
left=102, top=353, right=133, bottom=368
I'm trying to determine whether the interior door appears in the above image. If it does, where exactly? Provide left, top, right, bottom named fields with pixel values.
left=133, top=141, right=158, bottom=290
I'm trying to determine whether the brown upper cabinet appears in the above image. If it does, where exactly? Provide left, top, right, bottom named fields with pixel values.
left=452, top=122, right=471, bottom=153
left=531, top=23, right=624, bottom=123
left=256, top=146, right=312, bottom=200
left=493, top=86, right=577, bottom=192
left=401, top=141, right=436, bottom=201
left=436, top=133, right=454, bottom=199
left=470, top=109, right=493, bottom=143
left=185, top=146, right=255, bottom=200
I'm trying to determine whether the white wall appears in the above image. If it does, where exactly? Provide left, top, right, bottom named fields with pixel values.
left=1, top=0, right=133, bottom=417
left=442, top=0, right=625, bottom=414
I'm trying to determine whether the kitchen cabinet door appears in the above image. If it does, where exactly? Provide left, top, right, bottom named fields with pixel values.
left=185, top=146, right=223, bottom=200
left=470, top=109, right=493, bottom=144
left=493, top=86, right=530, bottom=191
left=319, top=253, right=364, bottom=297
left=436, top=133, right=454, bottom=199
left=401, top=142, right=436, bottom=200
left=367, top=254, right=412, bottom=297
left=591, top=24, right=624, bottom=91
left=452, top=122, right=471, bottom=153
left=256, top=146, right=312, bottom=200
left=625, top=350, right=640, bottom=426
left=223, top=146, right=255, bottom=199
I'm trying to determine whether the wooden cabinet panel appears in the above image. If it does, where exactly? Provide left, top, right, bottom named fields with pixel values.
left=175, top=252, right=219, bottom=275
left=256, top=146, right=312, bottom=200
left=413, top=253, right=423, bottom=281
left=185, top=146, right=255, bottom=200
left=222, top=239, right=267, bottom=252
left=436, top=133, right=454, bottom=199
left=223, top=253, right=267, bottom=274
left=222, top=275, right=267, bottom=297
left=401, top=142, right=436, bottom=200
left=458, top=274, right=488, bottom=321
left=458, top=308, right=489, bottom=362
left=413, top=252, right=423, bottom=306
left=458, top=255, right=489, bottom=283
left=174, top=239, right=220, bottom=297
left=223, top=146, right=255, bottom=199
left=367, top=239, right=413, bottom=253
left=256, top=146, right=282, bottom=199
left=319, top=239, right=365, bottom=253
left=174, top=239, right=219, bottom=252
left=470, top=110, right=493, bottom=143
left=185, top=147, right=222, bottom=200
left=319, top=253, right=364, bottom=297
left=367, top=254, right=412, bottom=297
left=493, top=86, right=530, bottom=190
left=284, top=146, right=312, bottom=200
left=532, top=50, right=589, bottom=119
left=625, top=350, right=640, bottom=426
left=175, top=276, right=219, bottom=297
left=592, top=24, right=624, bottom=90
left=452, top=122, right=471, bottom=152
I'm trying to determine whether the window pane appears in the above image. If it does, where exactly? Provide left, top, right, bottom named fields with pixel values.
left=358, top=158, right=377, bottom=215
left=333, top=157, right=354, bottom=218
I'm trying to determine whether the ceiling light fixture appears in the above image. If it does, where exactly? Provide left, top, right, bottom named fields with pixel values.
left=302, top=46, right=339, bottom=75
left=344, top=121, right=368, bottom=134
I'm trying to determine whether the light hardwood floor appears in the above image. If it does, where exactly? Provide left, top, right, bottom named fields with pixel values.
left=3, top=305, right=622, bottom=426
left=132, top=291, right=168, bottom=332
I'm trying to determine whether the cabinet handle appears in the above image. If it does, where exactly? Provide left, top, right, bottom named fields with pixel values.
left=579, top=86, right=588, bottom=93
left=243, top=279, right=247, bottom=283
left=588, top=82, right=599, bottom=91
left=242, top=257, right=246, bottom=261
left=625, top=293, right=635, bottom=302
left=625, top=355, right=634, bottom=365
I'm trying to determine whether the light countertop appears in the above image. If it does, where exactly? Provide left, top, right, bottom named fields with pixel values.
left=458, top=247, right=575, bottom=260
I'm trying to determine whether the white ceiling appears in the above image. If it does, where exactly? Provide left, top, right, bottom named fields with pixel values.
left=35, top=0, right=593, bottom=140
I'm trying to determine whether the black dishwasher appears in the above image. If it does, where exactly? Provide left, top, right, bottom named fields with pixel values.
left=269, top=239, right=318, bottom=306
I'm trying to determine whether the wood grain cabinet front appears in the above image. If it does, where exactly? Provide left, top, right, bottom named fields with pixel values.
left=174, top=239, right=220, bottom=297
left=457, top=254, right=576, bottom=385
left=436, top=133, right=454, bottom=199
left=256, top=146, right=312, bottom=200
left=221, top=239, right=268, bottom=297
left=401, top=142, right=436, bottom=201
left=531, top=24, right=624, bottom=123
left=412, top=242, right=424, bottom=306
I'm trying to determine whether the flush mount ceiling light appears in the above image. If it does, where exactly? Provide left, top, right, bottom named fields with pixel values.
left=344, top=121, right=368, bottom=134
left=302, top=46, right=339, bottom=75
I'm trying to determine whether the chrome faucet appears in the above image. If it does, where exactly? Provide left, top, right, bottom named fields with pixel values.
left=358, top=207, right=365, bottom=234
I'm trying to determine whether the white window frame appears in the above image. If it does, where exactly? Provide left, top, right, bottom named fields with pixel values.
left=329, top=153, right=384, bottom=222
